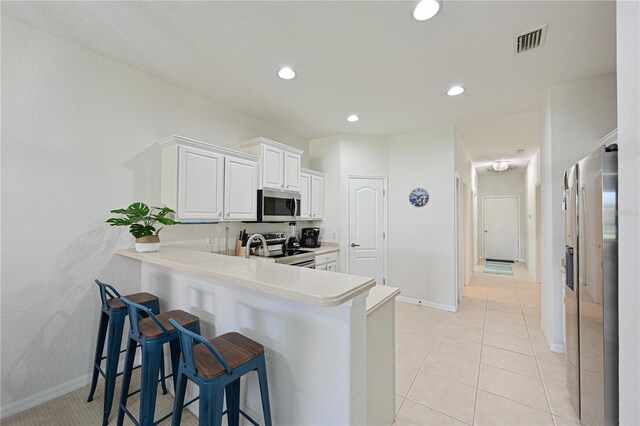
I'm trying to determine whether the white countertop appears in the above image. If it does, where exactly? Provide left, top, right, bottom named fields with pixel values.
left=366, top=286, right=401, bottom=315
left=303, top=243, right=340, bottom=255
left=117, top=247, right=374, bottom=307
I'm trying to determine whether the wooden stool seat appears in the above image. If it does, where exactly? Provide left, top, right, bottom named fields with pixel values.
left=107, top=292, right=158, bottom=311
left=138, top=310, right=199, bottom=338
left=194, top=332, right=265, bottom=378
left=169, top=321, right=272, bottom=426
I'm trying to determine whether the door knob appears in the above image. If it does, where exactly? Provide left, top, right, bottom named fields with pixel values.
left=484, top=230, right=488, bottom=233
left=351, top=243, right=360, bottom=247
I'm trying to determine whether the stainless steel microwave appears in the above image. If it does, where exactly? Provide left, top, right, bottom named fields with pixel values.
left=257, top=189, right=300, bottom=222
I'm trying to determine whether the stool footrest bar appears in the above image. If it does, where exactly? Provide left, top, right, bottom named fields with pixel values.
left=240, top=409, right=261, bottom=426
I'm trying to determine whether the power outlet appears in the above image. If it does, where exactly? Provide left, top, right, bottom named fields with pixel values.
left=206, top=236, right=215, bottom=247
left=332, top=231, right=338, bottom=239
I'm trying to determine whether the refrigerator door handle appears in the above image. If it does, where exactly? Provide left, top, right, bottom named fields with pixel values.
left=566, top=246, right=574, bottom=291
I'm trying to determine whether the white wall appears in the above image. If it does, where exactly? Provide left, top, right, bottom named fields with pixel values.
left=524, top=150, right=541, bottom=279
left=539, top=72, right=617, bottom=353
left=477, top=172, right=527, bottom=261
left=308, top=134, right=341, bottom=245
left=388, top=126, right=457, bottom=310
left=0, top=16, right=309, bottom=413
left=454, top=131, right=476, bottom=284
left=616, top=1, right=640, bottom=423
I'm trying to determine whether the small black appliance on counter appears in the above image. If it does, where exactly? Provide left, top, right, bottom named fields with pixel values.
left=300, top=228, right=320, bottom=248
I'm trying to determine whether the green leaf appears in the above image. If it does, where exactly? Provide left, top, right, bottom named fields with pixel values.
left=106, top=218, right=131, bottom=226
left=154, top=215, right=179, bottom=225
left=109, top=208, right=128, bottom=214
left=129, top=223, right=156, bottom=238
left=126, top=202, right=150, bottom=219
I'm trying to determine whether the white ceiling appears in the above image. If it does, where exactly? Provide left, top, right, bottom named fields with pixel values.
left=458, top=110, right=541, bottom=175
left=2, top=1, right=616, bottom=164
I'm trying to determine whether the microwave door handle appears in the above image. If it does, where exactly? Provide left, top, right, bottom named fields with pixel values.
left=292, top=196, right=298, bottom=218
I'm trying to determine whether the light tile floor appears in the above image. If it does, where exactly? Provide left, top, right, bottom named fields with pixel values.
left=394, top=262, right=580, bottom=426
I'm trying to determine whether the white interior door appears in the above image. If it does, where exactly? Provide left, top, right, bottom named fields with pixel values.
left=483, top=197, right=519, bottom=261
left=348, top=177, right=385, bottom=286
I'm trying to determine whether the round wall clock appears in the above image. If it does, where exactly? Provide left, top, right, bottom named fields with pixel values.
left=409, top=187, right=429, bottom=207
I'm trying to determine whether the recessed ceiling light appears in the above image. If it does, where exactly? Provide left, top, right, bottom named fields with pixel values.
left=447, top=86, right=465, bottom=96
left=277, top=67, right=296, bottom=80
left=347, top=114, right=360, bottom=123
left=413, top=0, right=441, bottom=21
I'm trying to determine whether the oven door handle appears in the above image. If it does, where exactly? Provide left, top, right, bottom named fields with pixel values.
left=295, top=259, right=315, bottom=268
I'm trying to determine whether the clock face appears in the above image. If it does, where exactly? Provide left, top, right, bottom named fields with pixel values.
left=409, top=187, right=429, bottom=207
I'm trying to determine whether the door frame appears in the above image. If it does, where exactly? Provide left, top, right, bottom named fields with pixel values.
left=481, top=195, right=521, bottom=261
left=455, top=173, right=463, bottom=304
left=345, top=175, right=389, bottom=286
left=535, top=182, right=542, bottom=283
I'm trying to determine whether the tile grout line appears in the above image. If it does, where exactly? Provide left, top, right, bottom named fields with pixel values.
left=472, top=272, right=491, bottom=425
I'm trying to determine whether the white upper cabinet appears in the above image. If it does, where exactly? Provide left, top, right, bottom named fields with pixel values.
left=224, top=156, right=257, bottom=220
left=261, top=144, right=285, bottom=190
left=299, top=168, right=324, bottom=221
left=310, top=173, right=324, bottom=220
left=177, top=145, right=224, bottom=221
left=240, top=137, right=304, bottom=192
left=299, top=172, right=311, bottom=219
left=284, top=151, right=301, bottom=192
left=160, top=136, right=258, bottom=222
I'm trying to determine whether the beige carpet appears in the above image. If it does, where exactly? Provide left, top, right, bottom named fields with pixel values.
left=2, top=371, right=199, bottom=425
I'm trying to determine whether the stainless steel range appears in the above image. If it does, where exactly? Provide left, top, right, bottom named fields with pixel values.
left=246, top=232, right=315, bottom=268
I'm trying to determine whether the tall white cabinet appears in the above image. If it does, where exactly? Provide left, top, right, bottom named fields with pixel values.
left=300, top=168, right=324, bottom=221
left=240, top=137, right=302, bottom=192
left=160, top=136, right=258, bottom=222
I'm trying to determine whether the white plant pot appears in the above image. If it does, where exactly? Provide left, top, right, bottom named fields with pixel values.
left=135, top=242, right=160, bottom=253
left=135, top=236, right=160, bottom=253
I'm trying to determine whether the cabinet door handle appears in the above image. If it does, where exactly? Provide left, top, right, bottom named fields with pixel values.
left=351, top=243, right=360, bottom=247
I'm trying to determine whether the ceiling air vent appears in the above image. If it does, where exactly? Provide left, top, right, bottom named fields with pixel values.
left=514, top=24, right=547, bottom=53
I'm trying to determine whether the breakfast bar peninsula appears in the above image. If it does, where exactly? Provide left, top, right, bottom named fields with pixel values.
left=117, top=247, right=399, bottom=425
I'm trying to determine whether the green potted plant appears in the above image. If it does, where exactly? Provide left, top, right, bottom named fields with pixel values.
left=106, top=202, right=179, bottom=252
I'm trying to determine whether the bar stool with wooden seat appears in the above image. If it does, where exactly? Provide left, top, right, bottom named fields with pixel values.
left=169, top=319, right=272, bottom=426
left=88, top=279, right=169, bottom=426
left=117, top=297, right=200, bottom=426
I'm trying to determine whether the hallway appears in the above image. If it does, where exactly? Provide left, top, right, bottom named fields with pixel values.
left=395, top=263, right=579, bottom=425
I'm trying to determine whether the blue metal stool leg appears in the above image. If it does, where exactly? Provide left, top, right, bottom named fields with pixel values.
left=102, top=310, right=126, bottom=426
left=257, top=356, right=273, bottom=426
left=139, top=343, right=164, bottom=426
left=225, top=378, right=241, bottom=426
left=212, top=385, right=225, bottom=426
left=171, top=367, right=188, bottom=426
left=198, top=386, right=211, bottom=426
left=169, top=339, right=181, bottom=393
left=116, top=338, right=137, bottom=426
left=87, top=311, right=109, bottom=402
left=146, top=300, right=169, bottom=395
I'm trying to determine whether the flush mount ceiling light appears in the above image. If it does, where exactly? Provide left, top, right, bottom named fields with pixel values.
left=347, top=114, right=360, bottom=123
left=413, top=0, right=441, bottom=21
left=447, top=86, right=465, bottom=96
left=277, top=67, right=296, bottom=80
left=492, top=161, right=510, bottom=173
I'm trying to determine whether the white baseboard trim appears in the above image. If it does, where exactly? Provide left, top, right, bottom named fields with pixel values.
left=396, top=296, right=457, bottom=312
left=0, top=373, right=92, bottom=420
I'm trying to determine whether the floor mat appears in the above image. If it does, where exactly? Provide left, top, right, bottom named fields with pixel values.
left=483, top=261, right=514, bottom=276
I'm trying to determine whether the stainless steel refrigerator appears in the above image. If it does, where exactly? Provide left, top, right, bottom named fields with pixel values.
left=563, top=143, right=618, bottom=425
